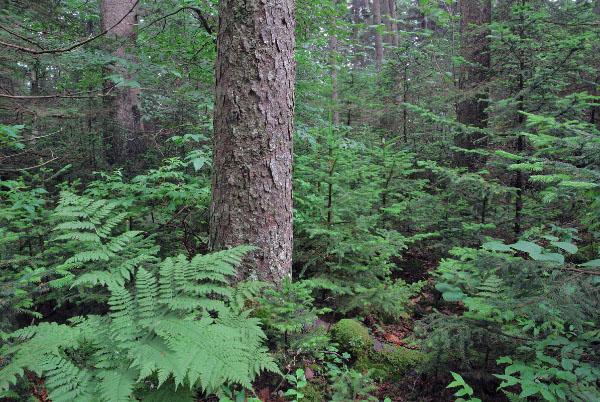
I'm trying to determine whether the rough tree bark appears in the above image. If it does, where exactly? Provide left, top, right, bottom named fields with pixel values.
left=380, top=0, right=391, bottom=51
left=210, top=0, right=295, bottom=286
left=101, top=0, right=141, bottom=166
left=372, top=0, right=383, bottom=70
left=454, top=0, right=491, bottom=170
left=389, top=0, right=399, bottom=48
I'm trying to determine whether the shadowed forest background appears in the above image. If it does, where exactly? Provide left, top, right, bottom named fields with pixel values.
left=0, top=0, right=599, bottom=401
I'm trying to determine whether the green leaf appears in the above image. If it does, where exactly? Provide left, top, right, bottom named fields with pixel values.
left=520, top=384, right=539, bottom=398
left=509, top=241, right=543, bottom=255
left=540, top=388, right=557, bottom=401
left=192, top=157, right=207, bottom=171
left=529, top=252, right=564, bottom=264
left=448, top=371, right=465, bottom=386
left=497, top=356, right=512, bottom=364
left=580, top=259, right=600, bottom=267
left=435, top=283, right=466, bottom=301
left=551, top=242, right=577, bottom=254
left=442, top=291, right=466, bottom=301
left=482, top=241, right=512, bottom=252
left=561, top=358, right=576, bottom=371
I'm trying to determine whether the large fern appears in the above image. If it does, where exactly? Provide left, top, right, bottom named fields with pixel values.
left=49, top=191, right=159, bottom=290
left=0, top=193, right=278, bottom=401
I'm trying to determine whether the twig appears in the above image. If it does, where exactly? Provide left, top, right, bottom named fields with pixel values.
left=0, top=84, right=117, bottom=100
left=0, top=151, right=59, bottom=172
left=0, top=25, right=46, bottom=50
left=551, top=266, right=599, bottom=276
left=16, top=129, right=62, bottom=142
left=520, top=272, right=584, bottom=309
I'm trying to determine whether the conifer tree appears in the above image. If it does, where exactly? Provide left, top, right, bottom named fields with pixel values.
left=209, top=0, right=296, bottom=286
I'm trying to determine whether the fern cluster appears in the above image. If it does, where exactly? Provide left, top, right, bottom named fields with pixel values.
left=0, top=193, right=278, bottom=401
left=48, top=191, right=160, bottom=290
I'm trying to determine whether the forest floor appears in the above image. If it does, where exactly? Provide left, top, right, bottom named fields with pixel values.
left=258, top=255, right=461, bottom=402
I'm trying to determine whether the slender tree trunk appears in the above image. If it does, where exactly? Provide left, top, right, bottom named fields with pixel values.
left=101, top=0, right=141, bottom=166
left=380, top=0, right=391, bottom=50
left=329, top=34, right=340, bottom=125
left=389, top=0, right=399, bottom=48
left=454, top=0, right=491, bottom=170
left=210, top=0, right=295, bottom=286
left=592, top=3, right=600, bottom=129
left=352, top=0, right=362, bottom=67
left=514, top=0, right=526, bottom=235
left=372, top=0, right=383, bottom=70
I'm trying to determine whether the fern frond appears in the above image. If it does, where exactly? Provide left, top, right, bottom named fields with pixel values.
left=128, top=337, right=184, bottom=386
left=54, top=232, right=102, bottom=243
left=42, top=355, right=94, bottom=402
left=97, top=212, right=128, bottom=238
left=476, top=275, right=504, bottom=298
left=53, top=221, right=97, bottom=232
left=105, top=231, right=143, bottom=252
left=106, top=282, right=137, bottom=344
left=136, top=267, right=159, bottom=325
left=138, top=382, right=195, bottom=402
left=98, top=368, right=137, bottom=402
left=65, top=249, right=112, bottom=264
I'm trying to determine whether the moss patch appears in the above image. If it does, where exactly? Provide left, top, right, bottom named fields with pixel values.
left=330, top=319, right=373, bottom=360
left=384, top=346, right=424, bottom=373
left=301, top=382, right=326, bottom=402
left=357, top=346, right=426, bottom=382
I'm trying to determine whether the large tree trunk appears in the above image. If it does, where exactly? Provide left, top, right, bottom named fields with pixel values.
left=210, top=0, right=295, bottom=286
left=101, top=0, right=141, bottom=166
left=454, top=0, right=491, bottom=169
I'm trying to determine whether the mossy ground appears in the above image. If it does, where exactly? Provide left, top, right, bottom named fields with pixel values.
left=355, top=346, right=426, bottom=382
left=330, top=318, right=427, bottom=383
left=330, top=319, right=373, bottom=361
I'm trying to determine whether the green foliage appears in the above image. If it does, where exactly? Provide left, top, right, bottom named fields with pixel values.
left=294, top=125, right=425, bottom=319
left=0, top=125, right=25, bottom=150
left=446, top=372, right=481, bottom=402
left=50, top=191, right=159, bottom=287
left=283, top=368, right=308, bottom=402
left=2, top=0, right=600, bottom=400
left=0, top=179, right=51, bottom=333
left=422, top=235, right=600, bottom=400
left=84, top=159, right=211, bottom=257
left=258, top=279, right=330, bottom=351
left=219, top=387, right=262, bottom=402
left=495, top=332, right=600, bottom=402
left=0, top=194, right=277, bottom=400
left=330, top=369, right=378, bottom=402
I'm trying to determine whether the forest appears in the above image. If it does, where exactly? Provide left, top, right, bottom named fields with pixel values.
left=0, top=0, right=599, bottom=400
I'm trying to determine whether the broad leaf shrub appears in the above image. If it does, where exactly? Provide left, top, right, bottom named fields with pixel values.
left=419, top=233, right=600, bottom=401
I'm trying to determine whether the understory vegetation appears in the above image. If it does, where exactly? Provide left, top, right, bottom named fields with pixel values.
left=1, top=0, right=599, bottom=401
